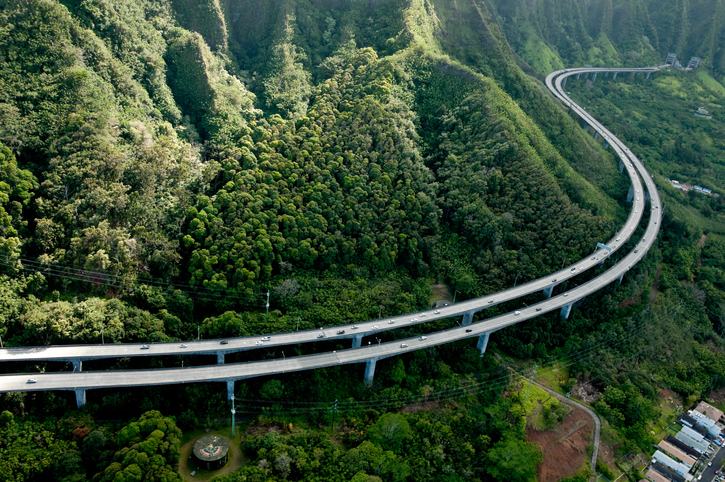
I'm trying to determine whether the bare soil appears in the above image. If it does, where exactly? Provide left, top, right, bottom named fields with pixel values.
left=401, top=401, right=441, bottom=413
left=527, top=406, right=593, bottom=482
left=617, top=295, right=641, bottom=308
left=430, top=284, right=452, bottom=305
left=699, top=234, right=708, bottom=248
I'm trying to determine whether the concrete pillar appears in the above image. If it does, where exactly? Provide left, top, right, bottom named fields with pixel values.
left=560, top=303, right=573, bottom=319
left=645, top=191, right=650, bottom=203
left=603, top=140, right=609, bottom=149
left=226, top=380, right=235, bottom=400
left=543, top=285, right=555, bottom=298
left=594, top=131, right=600, bottom=141
left=476, top=332, right=490, bottom=356
left=461, top=312, right=474, bottom=326
left=352, top=334, right=363, bottom=349
left=71, top=359, right=82, bottom=372
left=364, top=358, right=377, bottom=385
left=562, top=77, right=567, bottom=86
left=619, top=160, right=625, bottom=173
left=584, top=124, right=590, bottom=133
left=585, top=72, right=589, bottom=79
left=627, top=185, right=634, bottom=203
left=592, top=72, right=597, bottom=82
left=576, top=73, right=581, bottom=80
left=217, top=353, right=225, bottom=365
left=618, top=273, right=624, bottom=284
left=646, top=72, right=651, bottom=79
left=75, top=389, right=86, bottom=409
left=613, top=72, right=618, bottom=80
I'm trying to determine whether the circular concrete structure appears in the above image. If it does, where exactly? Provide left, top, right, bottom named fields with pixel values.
left=192, top=435, right=229, bottom=471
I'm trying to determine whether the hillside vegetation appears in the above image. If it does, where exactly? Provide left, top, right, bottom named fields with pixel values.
left=3, top=0, right=725, bottom=481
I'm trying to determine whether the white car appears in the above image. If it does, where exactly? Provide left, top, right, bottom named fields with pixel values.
left=419, top=313, right=426, bottom=317
left=488, top=299, right=494, bottom=303
left=317, top=333, right=324, bottom=338
left=351, top=326, right=358, bottom=330
left=434, top=310, right=440, bottom=314
left=261, top=336, right=270, bottom=341
left=514, top=311, right=521, bottom=315
left=400, top=343, right=408, bottom=348
left=256, top=341, right=263, bottom=345
left=419, top=336, right=427, bottom=341
left=388, top=320, right=395, bottom=324
left=411, top=318, right=418, bottom=322
left=27, top=379, right=37, bottom=384
left=372, top=325, right=379, bottom=329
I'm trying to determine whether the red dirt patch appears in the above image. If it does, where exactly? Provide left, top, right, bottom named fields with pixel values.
left=617, top=295, right=641, bottom=308
left=527, top=406, right=593, bottom=482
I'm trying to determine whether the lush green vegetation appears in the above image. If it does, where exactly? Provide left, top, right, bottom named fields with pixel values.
left=4, top=0, right=725, bottom=481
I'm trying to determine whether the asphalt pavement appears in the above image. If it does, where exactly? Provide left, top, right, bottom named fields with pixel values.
left=700, top=443, right=724, bottom=481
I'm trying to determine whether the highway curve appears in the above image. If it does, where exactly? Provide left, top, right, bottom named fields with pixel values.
left=0, top=67, right=663, bottom=426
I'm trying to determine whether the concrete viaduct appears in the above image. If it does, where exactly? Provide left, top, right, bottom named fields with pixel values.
left=0, top=66, right=663, bottom=408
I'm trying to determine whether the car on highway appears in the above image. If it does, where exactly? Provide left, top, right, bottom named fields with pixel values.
left=220, top=340, right=228, bottom=345
left=419, top=336, right=427, bottom=341
left=419, top=313, right=426, bottom=317
left=372, top=325, right=378, bottom=329
left=515, top=311, right=521, bottom=315
left=571, top=267, right=576, bottom=272
left=434, top=310, right=440, bottom=314
left=388, top=320, right=395, bottom=324
left=400, top=343, right=408, bottom=348
left=337, top=330, right=345, bottom=335
left=552, top=278, right=557, bottom=283
left=351, top=326, right=358, bottom=330
left=411, top=318, right=417, bottom=322
left=141, top=345, right=149, bottom=349
left=180, top=344, right=187, bottom=348
left=564, top=293, right=568, bottom=297
left=591, top=256, right=596, bottom=260
left=261, top=336, right=270, bottom=341
left=256, top=341, right=263, bottom=345
left=317, top=333, right=324, bottom=338
left=536, top=307, right=542, bottom=312
left=488, top=299, right=493, bottom=303
left=27, top=379, right=37, bottom=383
left=465, top=329, right=472, bottom=333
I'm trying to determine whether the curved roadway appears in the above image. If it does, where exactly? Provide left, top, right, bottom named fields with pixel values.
left=0, top=66, right=662, bottom=397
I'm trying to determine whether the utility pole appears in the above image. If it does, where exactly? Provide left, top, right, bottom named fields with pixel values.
left=282, top=351, right=285, bottom=360
left=564, top=392, right=571, bottom=408
left=100, top=327, right=104, bottom=345
left=231, top=395, right=236, bottom=439
left=378, top=305, right=384, bottom=319
left=296, top=316, right=301, bottom=331
left=523, top=364, right=538, bottom=404
left=453, top=290, right=460, bottom=304
left=1, top=334, right=4, bottom=348
left=197, top=325, right=200, bottom=341
left=265, top=291, right=270, bottom=316
left=331, top=399, right=338, bottom=432
left=514, top=273, right=521, bottom=288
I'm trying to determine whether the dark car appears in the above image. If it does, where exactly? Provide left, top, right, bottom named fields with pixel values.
left=337, top=330, right=345, bottom=335
left=465, top=328, right=472, bottom=333
left=220, top=340, right=228, bottom=345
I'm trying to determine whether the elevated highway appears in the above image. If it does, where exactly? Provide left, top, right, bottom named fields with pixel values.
left=0, top=66, right=662, bottom=409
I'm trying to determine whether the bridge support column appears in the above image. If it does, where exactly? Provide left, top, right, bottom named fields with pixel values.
left=227, top=380, right=234, bottom=400
left=476, top=332, right=490, bottom=356
left=618, top=273, right=624, bottom=284
left=75, top=389, right=86, bottom=409
left=364, top=358, right=377, bottom=385
left=646, top=72, right=651, bottom=79
left=576, top=73, right=581, bottom=80
left=560, top=303, right=574, bottom=319
left=603, top=140, right=609, bottom=149
left=461, top=312, right=474, bottom=326
left=584, top=72, right=589, bottom=79
left=562, top=77, right=567, bottom=86
left=645, top=191, right=650, bottom=203
left=619, top=160, right=625, bottom=173
left=612, top=72, right=618, bottom=80
left=71, top=359, right=82, bottom=372
left=352, top=334, right=363, bottom=349
left=594, top=131, right=600, bottom=141
left=583, top=124, right=590, bottom=133
left=543, top=285, right=555, bottom=298
left=627, top=185, right=634, bottom=203
left=592, top=72, right=597, bottom=82
left=217, top=353, right=225, bottom=365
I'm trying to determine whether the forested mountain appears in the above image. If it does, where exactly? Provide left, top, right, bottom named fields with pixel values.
left=3, top=0, right=725, bottom=481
